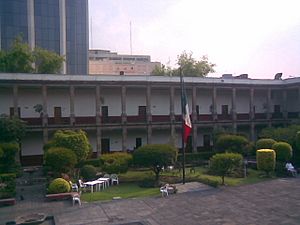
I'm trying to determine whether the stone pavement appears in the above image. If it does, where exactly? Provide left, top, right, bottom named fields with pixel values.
left=1, top=178, right=300, bottom=225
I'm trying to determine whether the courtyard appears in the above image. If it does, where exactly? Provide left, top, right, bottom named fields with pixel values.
left=1, top=177, right=300, bottom=225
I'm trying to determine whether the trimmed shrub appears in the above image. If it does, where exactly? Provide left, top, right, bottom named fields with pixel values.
left=44, top=147, right=77, bottom=174
left=81, top=158, right=101, bottom=168
left=0, top=142, right=20, bottom=173
left=209, top=153, right=243, bottom=185
left=256, top=149, right=276, bottom=176
left=133, top=144, right=178, bottom=181
left=100, top=152, right=133, bottom=174
left=272, top=142, right=292, bottom=162
left=177, top=152, right=214, bottom=164
left=256, top=138, right=276, bottom=150
left=48, top=178, right=70, bottom=194
left=0, top=173, right=16, bottom=199
left=215, top=134, right=249, bottom=155
left=80, top=165, right=97, bottom=180
left=45, top=130, right=91, bottom=162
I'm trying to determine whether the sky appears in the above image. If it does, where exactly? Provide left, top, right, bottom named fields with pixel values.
left=89, top=0, right=300, bottom=79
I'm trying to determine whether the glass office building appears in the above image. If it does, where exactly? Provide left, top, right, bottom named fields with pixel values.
left=0, top=0, right=89, bottom=74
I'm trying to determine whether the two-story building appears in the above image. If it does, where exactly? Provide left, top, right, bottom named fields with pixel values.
left=0, top=73, right=299, bottom=166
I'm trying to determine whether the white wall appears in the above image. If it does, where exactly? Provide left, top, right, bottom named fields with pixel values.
left=286, top=89, right=298, bottom=111
left=47, top=88, right=70, bottom=117
left=86, top=130, right=97, bottom=152
left=126, top=88, right=146, bottom=115
left=19, top=87, right=42, bottom=118
left=236, top=89, right=250, bottom=113
left=0, top=87, right=13, bottom=115
left=21, top=131, right=43, bottom=155
left=127, top=129, right=147, bottom=150
left=101, top=88, right=121, bottom=116
left=197, top=89, right=211, bottom=114
left=254, top=90, right=267, bottom=113
left=216, top=89, right=232, bottom=114
left=102, top=129, right=122, bottom=151
left=152, top=88, right=170, bottom=115
left=152, top=128, right=172, bottom=145
left=74, top=88, right=96, bottom=116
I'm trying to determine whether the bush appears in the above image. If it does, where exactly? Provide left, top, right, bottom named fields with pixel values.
left=272, top=142, right=292, bottom=162
left=0, top=173, right=16, bottom=199
left=80, top=165, right=97, bottom=180
left=138, top=177, right=158, bottom=188
left=256, top=138, right=277, bottom=150
left=45, top=130, right=92, bottom=162
left=256, top=149, right=276, bottom=176
left=294, top=131, right=300, bottom=166
left=81, top=158, right=101, bottom=168
left=100, top=152, right=133, bottom=174
left=209, top=153, right=243, bottom=185
left=48, top=178, right=70, bottom=194
left=177, top=152, right=214, bottom=164
left=133, top=144, right=178, bottom=181
left=0, top=142, right=20, bottom=173
left=215, top=134, right=249, bottom=155
left=44, top=147, right=77, bottom=174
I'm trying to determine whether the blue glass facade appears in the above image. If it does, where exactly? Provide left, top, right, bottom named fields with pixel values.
left=0, top=0, right=89, bottom=74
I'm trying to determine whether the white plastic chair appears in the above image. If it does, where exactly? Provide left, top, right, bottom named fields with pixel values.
left=72, top=194, right=81, bottom=206
left=110, top=174, right=119, bottom=185
left=78, top=179, right=87, bottom=192
left=160, top=185, right=169, bottom=197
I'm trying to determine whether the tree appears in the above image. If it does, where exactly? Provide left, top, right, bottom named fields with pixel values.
left=173, top=51, right=215, bottom=77
left=33, top=47, right=64, bottom=74
left=2, top=36, right=34, bottom=73
left=215, top=134, right=249, bottom=156
left=151, top=64, right=172, bottom=76
left=0, top=115, right=26, bottom=143
left=0, top=36, right=64, bottom=74
left=133, top=144, right=178, bottom=182
left=45, top=129, right=92, bottom=163
left=210, top=153, right=243, bottom=185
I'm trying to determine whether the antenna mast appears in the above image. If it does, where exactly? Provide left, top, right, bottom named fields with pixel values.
left=130, top=21, right=132, bottom=55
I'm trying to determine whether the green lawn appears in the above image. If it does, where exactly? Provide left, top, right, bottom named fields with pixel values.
left=81, top=182, right=160, bottom=202
left=81, top=167, right=273, bottom=202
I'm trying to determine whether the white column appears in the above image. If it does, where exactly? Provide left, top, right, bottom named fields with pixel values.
left=59, top=0, right=67, bottom=74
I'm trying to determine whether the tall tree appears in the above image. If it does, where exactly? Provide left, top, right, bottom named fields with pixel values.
left=0, top=36, right=64, bottom=74
left=174, top=51, right=215, bottom=77
left=0, top=115, right=26, bottom=143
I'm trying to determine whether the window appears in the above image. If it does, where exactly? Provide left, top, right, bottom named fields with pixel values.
left=54, top=107, right=62, bottom=124
left=102, top=106, right=108, bottom=118
left=274, top=105, right=281, bottom=113
left=203, top=134, right=211, bottom=148
left=196, top=105, right=200, bottom=115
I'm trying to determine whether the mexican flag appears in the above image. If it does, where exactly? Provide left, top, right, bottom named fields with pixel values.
left=182, top=89, right=192, bottom=144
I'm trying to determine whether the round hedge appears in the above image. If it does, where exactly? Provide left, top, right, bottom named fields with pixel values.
left=256, top=149, right=276, bottom=175
left=272, top=142, right=292, bottom=162
left=48, top=178, right=70, bottom=194
left=80, top=165, right=97, bottom=180
left=100, top=152, right=133, bottom=174
left=44, top=147, right=77, bottom=173
left=256, top=138, right=277, bottom=150
left=215, top=134, right=249, bottom=155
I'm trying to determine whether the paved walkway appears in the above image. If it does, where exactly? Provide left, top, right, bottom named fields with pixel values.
left=1, top=178, right=300, bottom=225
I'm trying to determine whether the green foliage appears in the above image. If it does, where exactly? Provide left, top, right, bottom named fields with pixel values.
left=256, top=149, right=276, bottom=176
left=81, top=158, right=101, bottom=168
left=44, top=147, right=77, bottom=174
left=33, top=47, right=64, bottom=74
left=45, top=130, right=91, bottom=162
left=0, top=36, right=63, bottom=74
left=151, top=64, right=172, bottom=76
left=48, top=178, right=70, bottom=194
left=256, top=138, right=277, bottom=150
left=100, top=152, right=132, bottom=174
left=133, top=144, right=178, bottom=181
left=0, top=116, right=26, bottom=142
left=0, top=173, right=16, bottom=199
left=80, top=165, right=97, bottom=180
left=1, top=36, right=34, bottom=73
left=209, top=153, right=243, bottom=185
left=0, top=142, right=20, bottom=173
left=259, top=125, right=300, bottom=146
left=177, top=152, right=214, bottom=164
left=138, top=177, right=157, bottom=188
left=215, top=134, right=249, bottom=155
left=294, top=131, right=300, bottom=166
left=151, top=51, right=215, bottom=77
left=272, top=142, right=292, bottom=162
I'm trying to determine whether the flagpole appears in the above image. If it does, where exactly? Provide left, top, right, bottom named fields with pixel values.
left=180, top=67, right=186, bottom=184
